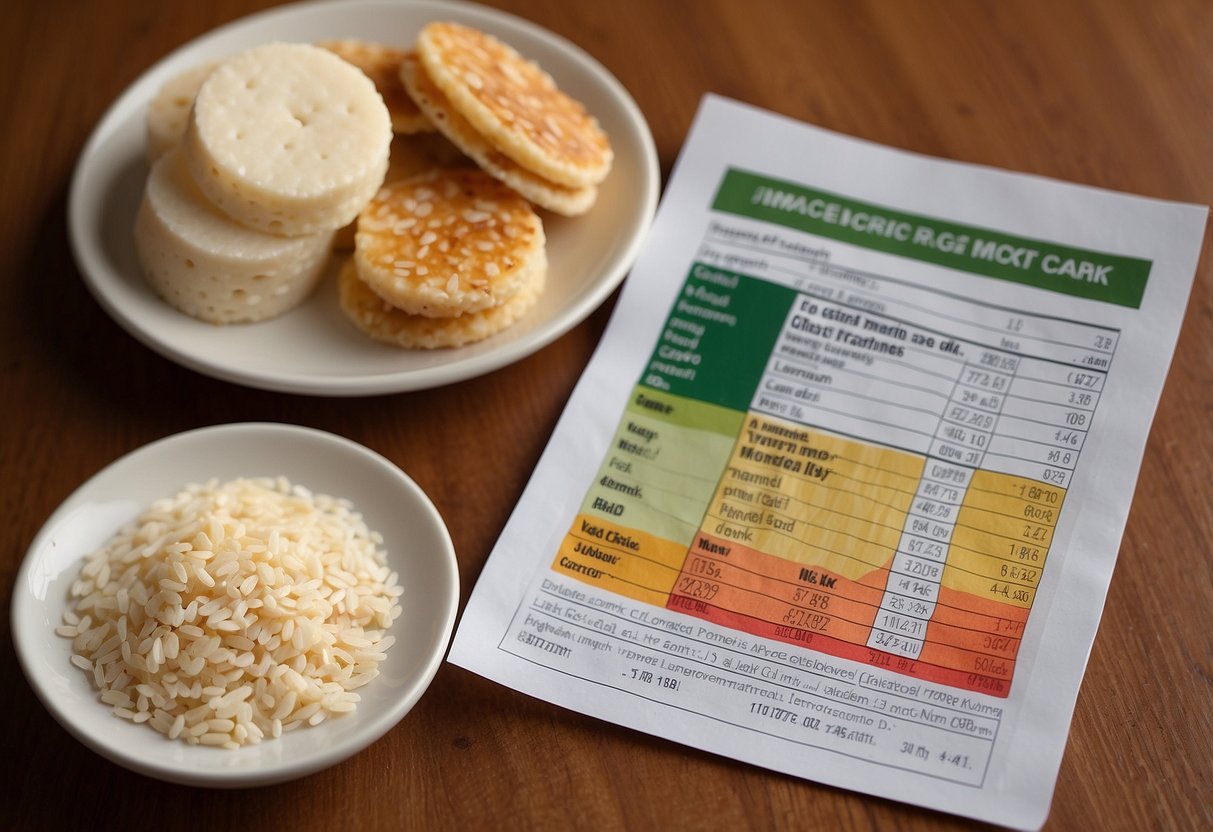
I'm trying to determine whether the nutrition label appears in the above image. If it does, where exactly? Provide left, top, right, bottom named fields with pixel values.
left=550, top=233, right=1115, bottom=698
left=450, top=96, right=1206, bottom=829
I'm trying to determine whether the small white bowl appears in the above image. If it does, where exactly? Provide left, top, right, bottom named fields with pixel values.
left=11, top=423, right=458, bottom=787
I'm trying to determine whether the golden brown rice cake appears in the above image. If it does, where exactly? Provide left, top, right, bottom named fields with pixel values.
left=399, top=54, right=597, bottom=216
left=353, top=169, right=545, bottom=317
left=417, top=21, right=612, bottom=189
left=318, top=40, right=434, bottom=134
left=332, top=132, right=473, bottom=251
left=338, top=254, right=545, bottom=348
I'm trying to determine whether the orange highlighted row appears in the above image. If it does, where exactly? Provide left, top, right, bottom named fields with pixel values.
left=672, top=599, right=1012, bottom=697
left=551, top=514, right=690, bottom=606
left=684, top=533, right=1028, bottom=675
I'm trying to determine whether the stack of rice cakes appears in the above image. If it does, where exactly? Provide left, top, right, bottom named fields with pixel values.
left=134, top=21, right=613, bottom=349
left=135, top=43, right=392, bottom=324
left=342, top=169, right=547, bottom=349
left=340, top=21, right=613, bottom=349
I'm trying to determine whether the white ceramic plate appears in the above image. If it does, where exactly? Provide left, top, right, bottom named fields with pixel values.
left=11, top=423, right=458, bottom=787
left=69, top=0, right=658, bottom=396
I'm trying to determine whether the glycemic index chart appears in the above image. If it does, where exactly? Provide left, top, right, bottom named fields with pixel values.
left=452, top=100, right=1206, bottom=825
left=487, top=167, right=1140, bottom=790
left=491, top=165, right=1149, bottom=787
left=546, top=170, right=1121, bottom=705
left=552, top=256, right=1112, bottom=695
left=543, top=162, right=1135, bottom=698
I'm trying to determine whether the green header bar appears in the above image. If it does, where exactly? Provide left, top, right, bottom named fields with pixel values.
left=712, top=168, right=1151, bottom=308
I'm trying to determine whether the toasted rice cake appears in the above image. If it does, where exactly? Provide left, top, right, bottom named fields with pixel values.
left=145, top=59, right=222, bottom=162
left=318, top=40, right=434, bottom=134
left=183, top=42, right=391, bottom=237
left=332, top=132, right=473, bottom=251
left=339, top=253, right=545, bottom=348
left=417, top=21, right=612, bottom=189
left=399, top=54, right=597, bottom=216
left=354, top=169, right=544, bottom=317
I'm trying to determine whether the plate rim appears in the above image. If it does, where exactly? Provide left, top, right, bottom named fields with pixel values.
left=11, top=421, right=460, bottom=787
left=68, top=0, right=660, bottom=397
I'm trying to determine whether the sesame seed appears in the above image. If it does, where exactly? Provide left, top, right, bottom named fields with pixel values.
left=420, top=231, right=437, bottom=245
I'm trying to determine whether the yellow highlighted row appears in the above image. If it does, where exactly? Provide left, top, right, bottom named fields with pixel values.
left=551, top=514, right=690, bottom=603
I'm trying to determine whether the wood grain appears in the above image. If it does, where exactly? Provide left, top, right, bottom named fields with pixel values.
left=2, top=1, right=1209, bottom=829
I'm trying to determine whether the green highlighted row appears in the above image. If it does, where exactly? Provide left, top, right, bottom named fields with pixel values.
left=640, top=265, right=795, bottom=410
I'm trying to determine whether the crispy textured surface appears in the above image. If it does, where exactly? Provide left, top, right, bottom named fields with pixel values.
left=417, top=21, right=612, bottom=189
left=353, top=169, right=544, bottom=317
left=318, top=40, right=434, bottom=134
left=332, top=132, right=472, bottom=251
left=184, top=42, right=391, bottom=236
left=400, top=54, right=596, bottom=216
left=339, top=254, right=544, bottom=348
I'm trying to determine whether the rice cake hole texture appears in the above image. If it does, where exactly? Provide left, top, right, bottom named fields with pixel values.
left=339, top=251, right=545, bottom=349
left=317, top=40, right=434, bottom=135
left=145, top=59, right=222, bottom=163
left=354, top=168, right=544, bottom=317
left=57, top=476, right=403, bottom=749
left=417, top=21, right=612, bottom=189
left=183, top=42, right=392, bottom=237
left=399, top=53, right=597, bottom=216
left=134, top=149, right=334, bottom=324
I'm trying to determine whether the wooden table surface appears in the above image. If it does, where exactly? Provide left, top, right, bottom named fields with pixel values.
left=2, top=1, right=1210, bottom=829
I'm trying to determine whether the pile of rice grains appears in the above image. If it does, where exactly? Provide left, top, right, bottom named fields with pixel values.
left=57, top=477, right=402, bottom=749
left=135, top=21, right=612, bottom=348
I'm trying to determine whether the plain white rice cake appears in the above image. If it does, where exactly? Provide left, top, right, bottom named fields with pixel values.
left=134, top=148, right=334, bottom=324
left=183, top=42, right=392, bottom=237
left=145, top=59, right=222, bottom=162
